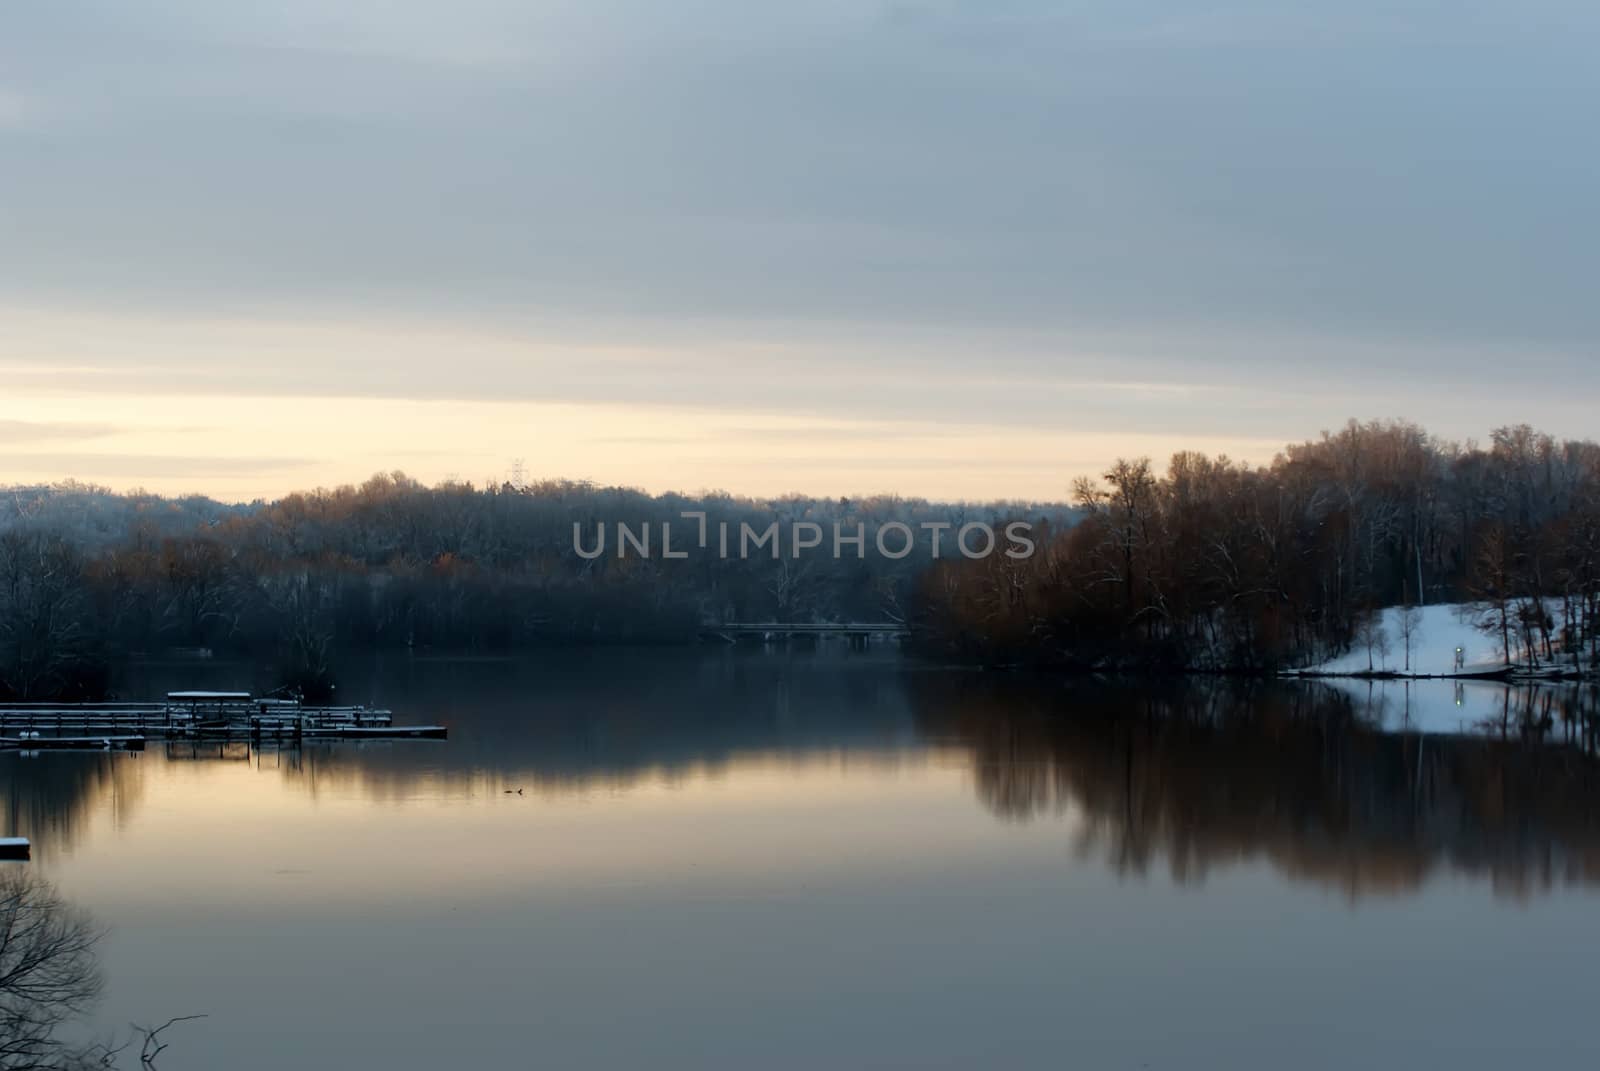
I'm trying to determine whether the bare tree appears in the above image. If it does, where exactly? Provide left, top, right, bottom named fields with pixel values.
left=1468, top=525, right=1516, bottom=666
left=1396, top=603, right=1424, bottom=674
left=0, top=870, right=103, bottom=1071
left=1353, top=610, right=1391, bottom=673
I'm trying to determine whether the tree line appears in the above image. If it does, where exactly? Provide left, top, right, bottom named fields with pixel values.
left=0, top=475, right=1065, bottom=699
left=5, top=419, right=1597, bottom=697
left=915, top=420, right=1600, bottom=672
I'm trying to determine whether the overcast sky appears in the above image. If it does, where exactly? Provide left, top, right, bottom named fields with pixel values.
left=2, top=0, right=1596, bottom=501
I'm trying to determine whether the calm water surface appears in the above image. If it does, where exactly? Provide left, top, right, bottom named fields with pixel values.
left=5, top=649, right=1599, bottom=1069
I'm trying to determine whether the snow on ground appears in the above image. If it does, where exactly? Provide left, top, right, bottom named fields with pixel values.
left=1289, top=600, right=1594, bottom=735
left=1298, top=602, right=1545, bottom=677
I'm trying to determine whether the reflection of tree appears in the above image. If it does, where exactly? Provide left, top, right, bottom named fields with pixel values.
left=0, top=871, right=102, bottom=1070
left=19, top=652, right=1600, bottom=905
left=0, top=758, right=147, bottom=863
left=9, top=651, right=923, bottom=850
left=911, top=676, right=1600, bottom=900
left=215, top=650, right=924, bottom=803
left=0, top=872, right=189, bottom=1070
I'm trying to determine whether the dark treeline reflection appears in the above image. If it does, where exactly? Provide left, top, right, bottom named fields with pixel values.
left=2, top=651, right=925, bottom=851
left=122, top=650, right=927, bottom=794
left=911, top=674, right=1600, bottom=899
left=7, top=653, right=1600, bottom=899
left=0, top=757, right=131, bottom=866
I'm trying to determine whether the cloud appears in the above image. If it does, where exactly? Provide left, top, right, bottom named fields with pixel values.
left=1, top=454, right=311, bottom=480
left=1, top=0, right=1598, bottom=498
left=5, top=0, right=1599, bottom=352
left=0, top=419, right=119, bottom=444
left=0, top=302, right=1590, bottom=452
left=0, top=89, right=28, bottom=128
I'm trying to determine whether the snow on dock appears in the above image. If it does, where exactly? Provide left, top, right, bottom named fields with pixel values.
left=0, top=735, right=147, bottom=752
left=0, top=693, right=446, bottom=743
left=0, top=838, right=29, bottom=861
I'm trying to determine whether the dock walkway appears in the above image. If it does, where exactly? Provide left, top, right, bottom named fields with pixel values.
left=0, top=692, right=445, bottom=747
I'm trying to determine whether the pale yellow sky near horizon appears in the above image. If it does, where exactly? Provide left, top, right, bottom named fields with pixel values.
left=1, top=303, right=1587, bottom=505
left=0, top=384, right=1289, bottom=504
left=4, top=301, right=1594, bottom=504
left=0, top=307, right=1304, bottom=504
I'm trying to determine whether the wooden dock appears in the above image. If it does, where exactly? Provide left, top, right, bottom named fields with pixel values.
left=0, top=735, right=146, bottom=752
left=0, top=692, right=445, bottom=746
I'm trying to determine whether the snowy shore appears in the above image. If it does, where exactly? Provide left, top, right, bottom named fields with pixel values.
left=1286, top=602, right=1593, bottom=682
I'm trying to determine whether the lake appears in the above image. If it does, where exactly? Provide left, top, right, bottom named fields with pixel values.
left=5, top=647, right=1600, bottom=1069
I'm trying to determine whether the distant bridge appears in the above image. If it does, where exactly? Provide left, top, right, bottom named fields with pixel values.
left=700, top=621, right=910, bottom=644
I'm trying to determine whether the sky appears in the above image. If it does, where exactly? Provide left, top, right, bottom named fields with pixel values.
left=2, top=0, right=1597, bottom=502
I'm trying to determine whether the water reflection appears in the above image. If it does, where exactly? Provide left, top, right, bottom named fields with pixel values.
left=5, top=652, right=1600, bottom=902
left=911, top=675, right=1600, bottom=900
left=0, top=755, right=145, bottom=863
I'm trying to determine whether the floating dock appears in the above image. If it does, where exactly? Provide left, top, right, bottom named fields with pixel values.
left=0, top=692, right=446, bottom=746
left=0, top=838, right=29, bottom=861
left=0, top=735, right=147, bottom=752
